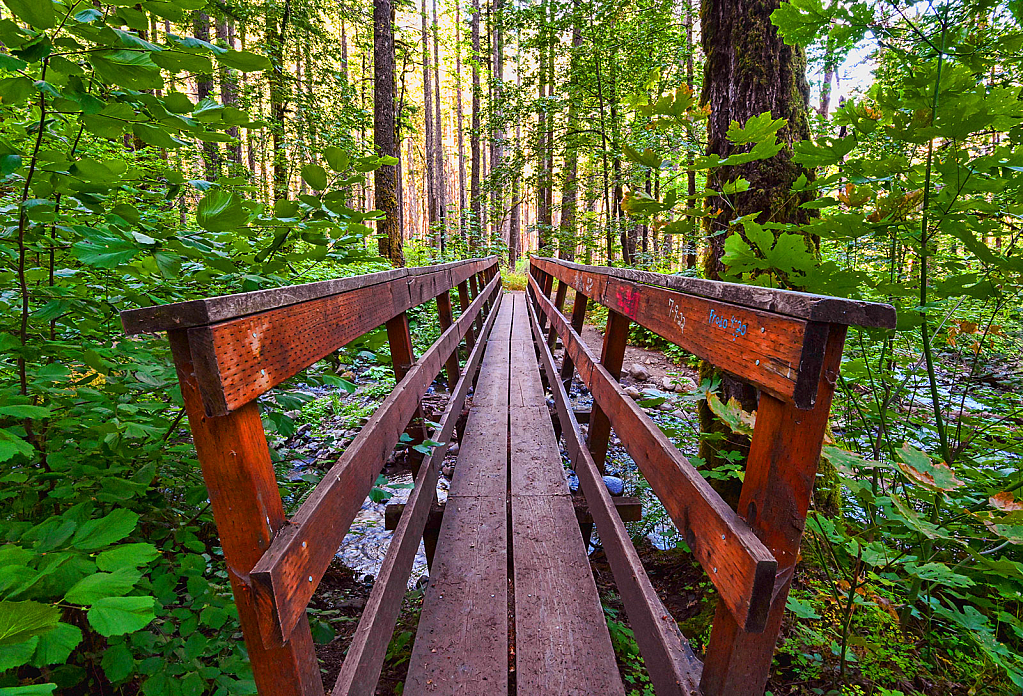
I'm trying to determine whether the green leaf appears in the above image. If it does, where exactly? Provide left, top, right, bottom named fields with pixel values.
left=31, top=622, right=82, bottom=667
left=0, top=429, right=34, bottom=463
left=88, top=50, right=163, bottom=91
left=1, top=0, right=55, bottom=29
left=0, top=601, right=59, bottom=647
left=0, top=77, right=35, bottom=105
left=721, top=178, right=751, bottom=195
left=72, top=228, right=138, bottom=268
left=65, top=569, right=142, bottom=605
left=0, top=637, right=38, bottom=672
left=0, top=405, right=49, bottom=419
left=785, top=595, right=821, bottom=620
left=622, top=144, right=663, bottom=168
left=770, top=0, right=829, bottom=46
left=895, top=443, right=963, bottom=491
left=96, top=543, right=160, bottom=571
left=726, top=112, right=786, bottom=145
left=792, top=135, right=857, bottom=168
left=162, top=91, right=194, bottom=114
left=905, top=562, right=975, bottom=589
left=70, top=509, right=139, bottom=551
left=196, top=190, right=248, bottom=231
left=101, top=642, right=135, bottom=682
left=150, top=50, right=213, bottom=75
left=132, top=123, right=185, bottom=149
left=87, top=596, right=156, bottom=636
left=323, top=146, right=350, bottom=172
left=214, top=50, right=271, bottom=72
left=301, top=164, right=329, bottom=191
left=0, top=684, right=57, bottom=695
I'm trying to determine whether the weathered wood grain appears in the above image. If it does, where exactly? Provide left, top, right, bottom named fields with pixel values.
left=385, top=496, right=641, bottom=530
left=404, top=496, right=509, bottom=695
left=526, top=296, right=704, bottom=696
left=249, top=274, right=501, bottom=647
left=456, top=281, right=476, bottom=351
left=588, top=308, right=631, bottom=472
left=560, top=289, right=588, bottom=384
left=123, top=257, right=497, bottom=335
left=167, top=331, right=323, bottom=696
left=331, top=293, right=502, bottom=696
left=701, top=326, right=847, bottom=696
left=529, top=273, right=777, bottom=633
left=509, top=295, right=625, bottom=696
left=436, top=290, right=461, bottom=388
left=532, top=256, right=896, bottom=328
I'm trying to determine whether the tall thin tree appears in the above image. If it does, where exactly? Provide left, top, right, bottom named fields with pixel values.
left=375, top=0, right=403, bottom=266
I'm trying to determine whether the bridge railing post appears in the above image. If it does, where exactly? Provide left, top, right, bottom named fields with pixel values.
left=546, top=280, right=568, bottom=350
left=457, top=280, right=477, bottom=351
left=436, top=291, right=461, bottom=389
left=167, top=331, right=324, bottom=696
left=700, top=324, right=847, bottom=696
left=560, top=289, right=588, bottom=386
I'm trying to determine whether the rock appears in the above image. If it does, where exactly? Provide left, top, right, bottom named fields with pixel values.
left=338, top=597, right=366, bottom=610
left=285, top=409, right=301, bottom=419
left=447, top=442, right=460, bottom=456
left=362, top=574, right=374, bottom=585
left=565, top=469, right=580, bottom=492
left=660, top=376, right=675, bottom=391
left=628, top=363, right=650, bottom=381
left=442, top=464, right=455, bottom=478
left=658, top=402, right=675, bottom=412
left=602, top=476, right=625, bottom=496
left=624, top=386, right=643, bottom=399
left=295, top=423, right=312, bottom=437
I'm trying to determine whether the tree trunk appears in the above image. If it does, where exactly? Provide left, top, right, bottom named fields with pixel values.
left=469, top=0, right=482, bottom=252
left=509, top=27, right=522, bottom=268
left=557, top=6, right=583, bottom=262
left=216, top=10, right=242, bottom=166
left=266, top=0, right=291, bottom=201
left=685, top=0, right=697, bottom=268
left=455, top=2, right=467, bottom=232
left=536, top=0, right=550, bottom=253
left=375, top=0, right=403, bottom=266
left=490, top=0, right=505, bottom=252
left=421, top=0, right=437, bottom=246
left=194, top=11, right=220, bottom=180
left=432, top=0, right=446, bottom=252
left=698, top=0, right=822, bottom=510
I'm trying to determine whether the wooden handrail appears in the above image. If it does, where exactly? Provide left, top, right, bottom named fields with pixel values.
left=528, top=256, right=894, bottom=696
left=250, top=272, right=502, bottom=647
left=528, top=272, right=777, bottom=632
left=120, top=258, right=501, bottom=696
left=122, top=257, right=498, bottom=416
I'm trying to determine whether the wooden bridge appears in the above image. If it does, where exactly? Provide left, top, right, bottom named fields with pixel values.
left=121, top=257, right=895, bottom=696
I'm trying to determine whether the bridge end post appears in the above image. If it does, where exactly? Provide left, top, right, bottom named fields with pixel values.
left=700, top=324, right=848, bottom=696
left=167, top=330, right=324, bottom=696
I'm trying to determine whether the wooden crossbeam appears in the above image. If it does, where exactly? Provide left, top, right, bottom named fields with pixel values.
left=528, top=273, right=777, bottom=633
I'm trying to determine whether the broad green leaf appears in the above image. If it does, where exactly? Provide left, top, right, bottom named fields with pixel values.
left=132, top=123, right=185, bottom=149
left=905, top=562, right=975, bottom=589
left=726, top=112, right=786, bottom=145
left=1, top=0, right=55, bottom=29
left=323, top=146, right=350, bottom=172
left=0, top=429, right=34, bottom=463
left=196, top=190, right=248, bottom=231
left=101, top=642, right=135, bottom=682
left=31, top=622, right=82, bottom=667
left=70, top=509, right=139, bottom=551
left=301, top=164, right=329, bottom=191
left=785, top=595, right=821, bottom=620
left=0, top=405, right=49, bottom=419
left=88, top=50, right=163, bottom=91
left=0, top=76, right=35, bottom=105
left=706, top=393, right=756, bottom=437
left=896, top=443, right=963, bottom=491
left=87, top=596, right=156, bottom=636
left=721, top=178, right=751, bottom=195
left=72, top=228, right=138, bottom=268
left=64, top=569, right=141, bottom=605
left=150, top=50, right=213, bottom=75
left=770, top=0, right=829, bottom=46
left=214, top=50, right=271, bottom=72
left=0, top=636, right=38, bottom=672
left=792, top=135, right=857, bottom=167
left=0, top=684, right=57, bottom=695
left=162, top=91, right=194, bottom=114
left=0, top=600, right=59, bottom=647
left=96, top=543, right=160, bottom=571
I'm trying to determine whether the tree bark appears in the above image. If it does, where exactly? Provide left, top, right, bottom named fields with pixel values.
left=432, top=0, right=446, bottom=251
left=685, top=0, right=697, bottom=268
left=536, top=0, right=550, bottom=253
left=216, top=9, right=242, bottom=166
left=490, top=0, right=505, bottom=252
left=509, top=27, right=522, bottom=268
left=557, top=5, right=583, bottom=261
left=455, top=2, right=467, bottom=230
left=469, top=0, right=482, bottom=252
left=697, top=0, right=819, bottom=509
left=194, top=11, right=220, bottom=180
left=421, top=0, right=437, bottom=246
left=266, top=0, right=291, bottom=201
left=375, top=0, right=403, bottom=266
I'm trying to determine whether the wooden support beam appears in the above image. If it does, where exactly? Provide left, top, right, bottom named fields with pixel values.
left=525, top=296, right=704, bottom=696
left=457, top=281, right=476, bottom=351
left=560, top=290, right=588, bottom=385
left=167, top=331, right=323, bottom=696
left=385, top=311, right=428, bottom=484
left=700, top=325, right=847, bottom=696
left=435, top=291, right=461, bottom=389
left=529, top=273, right=776, bottom=634
left=546, top=279, right=568, bottom=350
left=384, top=495, right=640, bottom=530
left=588, top=308, right=630, bottom=473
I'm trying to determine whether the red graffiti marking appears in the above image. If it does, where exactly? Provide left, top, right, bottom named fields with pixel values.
left=616, top=286, right=640, bottom=318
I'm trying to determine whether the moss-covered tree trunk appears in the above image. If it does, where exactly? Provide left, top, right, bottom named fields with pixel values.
left=698, top=0, right=838, bottom=512
left=374, top=0, right=403, bottom=266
